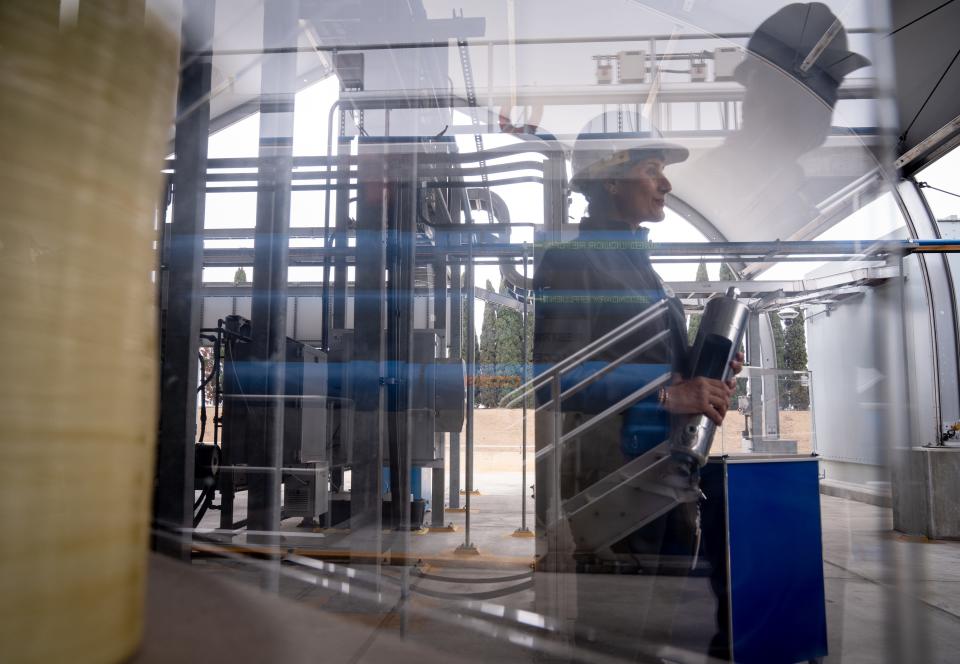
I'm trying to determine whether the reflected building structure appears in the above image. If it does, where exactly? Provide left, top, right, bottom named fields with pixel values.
left=5, top=1, right=960, bottom=663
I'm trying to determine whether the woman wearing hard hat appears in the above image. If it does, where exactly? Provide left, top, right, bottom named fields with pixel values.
left=532, top=114, right=742, bottom=652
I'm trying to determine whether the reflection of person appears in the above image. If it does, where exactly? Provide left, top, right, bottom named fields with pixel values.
left=532, top=114, right=742, bottom=650
left=674, top=2, right=871, bottom=242
left=684, top=5, right=869, bottom=658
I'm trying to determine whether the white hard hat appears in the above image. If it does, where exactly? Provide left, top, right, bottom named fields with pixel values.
left=570, top=112, right=688, bottom=193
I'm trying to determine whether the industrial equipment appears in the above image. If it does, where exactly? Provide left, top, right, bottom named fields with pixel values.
left=670, top=288, right=750, bottom=470
left=690, top=59, right=708, bottom=82
left=617, top=50, right=647, bottom=83
left=714, top=46, right=744, bottom=80
left=594, top=55, right=614, bottom=84
left=217, top=315, right=330, bottom=528
left=138, top=1, right=960, bottom=661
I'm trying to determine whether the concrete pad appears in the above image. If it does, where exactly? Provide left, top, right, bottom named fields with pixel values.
left=181, top=472, right=960, bottom=663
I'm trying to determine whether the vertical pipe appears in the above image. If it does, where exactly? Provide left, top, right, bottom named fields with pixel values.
left=449, top=258, right=462, bottom=510
left=246, top=0, right=298, bottom=590
left=154, top=0, right=214, bottom=559
left=431, top=199, right=449, bottom=527
left=486, top=42, right=494, bottom=130
left=462, top=230, right=476, bottom=550
left=886, top=254, right=931, bottom=663
left=386, top=175, right=402, bottom=530
left=387, top=154, right=414, bottom=534
left=212, top=323, right=222, bottom=449
left=520, top=242, right=529, bottom=532
left=746, top=313, right=762, bottom=442
left=399, top=158, right=417, bottom=538
left=551, top=375, right=562, bottom=557
left=351, top=148, right=388, bottom=550
left=219, top=324, right=235, bottom=531
left=332, top=138, right=350, bottom=330
left=760, top=313, right=781, bottom=438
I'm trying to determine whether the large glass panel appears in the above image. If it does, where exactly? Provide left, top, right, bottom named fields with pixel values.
left=8, top=1, right=957, bottom=663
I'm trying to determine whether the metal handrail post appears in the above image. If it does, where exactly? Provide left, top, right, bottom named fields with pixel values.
left=551, top=374, right=563, bottom=558
left=457, top=229, right=478, bottom=554
left=515, top=242, right=531, bottom=536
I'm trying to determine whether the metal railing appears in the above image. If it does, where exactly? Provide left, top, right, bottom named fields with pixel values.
left=500, top=298, right=672, bottom=459
left=497, top=298, right=680, bottom=557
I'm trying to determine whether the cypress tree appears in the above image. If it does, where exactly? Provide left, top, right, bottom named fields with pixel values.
left=494, top=281, right=525, bottom=406
left=478, top=279, right=499, bottom=407
left=233, top=266, right=248, bottom=285
left=687, top=261, right=709, bottom=344
left=718, top=262, right=735, bottom=282
left=769, top=312, right=786, bottom=369
left=459, top=281, right=481, bottom=400
left=783, top=310, right=809, bottom=408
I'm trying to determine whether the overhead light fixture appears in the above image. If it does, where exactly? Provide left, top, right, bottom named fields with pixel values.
left=779, top=306, right=799, bottom=320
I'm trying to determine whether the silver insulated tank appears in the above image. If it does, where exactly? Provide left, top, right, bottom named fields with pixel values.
left=671, top=287, right=750, bottom=469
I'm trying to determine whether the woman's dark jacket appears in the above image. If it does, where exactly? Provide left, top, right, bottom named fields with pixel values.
left=533, top=218, right=690, bottom=493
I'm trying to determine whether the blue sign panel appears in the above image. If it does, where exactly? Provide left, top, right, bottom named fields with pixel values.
left=726, top=459, right=828, bottom=663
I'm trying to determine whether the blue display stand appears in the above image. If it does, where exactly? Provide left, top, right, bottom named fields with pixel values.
left=703, top=455, right=827, bottom=663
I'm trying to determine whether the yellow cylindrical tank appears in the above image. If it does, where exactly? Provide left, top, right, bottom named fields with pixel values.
left=0, top=2, right=178, bottom=661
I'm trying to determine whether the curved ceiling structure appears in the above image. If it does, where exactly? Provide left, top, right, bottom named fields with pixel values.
left=183, top=1, right=959, bottom=245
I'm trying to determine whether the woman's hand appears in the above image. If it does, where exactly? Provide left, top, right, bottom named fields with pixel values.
left=664, top=376, right=735, bottom=426
left=727, top=351, right=745, bottom=390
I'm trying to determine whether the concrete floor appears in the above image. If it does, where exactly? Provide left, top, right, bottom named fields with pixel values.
left=189, top=471, right=960, bottom=663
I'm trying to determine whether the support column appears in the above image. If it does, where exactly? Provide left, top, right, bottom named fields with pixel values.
left=747, top=312, right=781, bottom=442
left=542, top=145, right=567, bottom=234
left=328, top=136, right=351, bottom=497
left=154, top=0, right=214, bottom=559
left=246, top=0, right=298, bottom=558
left=387, top=153, right=414, bottom=535
left=514, top=241, right=533, bottom=537
left=431, top=197, right=449, bottom=528
left=332, top=136, right=351, bottom=331
left=448, top=249, right=463, bottom=510
left=350, top=149, right=388, bottom=544
left=456, top=226, right=478, bottom=554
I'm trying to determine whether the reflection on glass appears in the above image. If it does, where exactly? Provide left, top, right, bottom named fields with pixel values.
left=10, top=1, right=959, bottom=663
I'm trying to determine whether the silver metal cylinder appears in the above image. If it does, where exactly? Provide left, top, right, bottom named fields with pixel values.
left=671, top=288, right=750, bottom=468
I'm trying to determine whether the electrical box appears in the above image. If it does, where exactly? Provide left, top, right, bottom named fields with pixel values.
left=714, top=47, right=744, bottom=81
left=690, top=61, right=708, bottom=82
left=283, top=464, right=329, bottom=521
left=595, top=58, right=614, bottom=84
left=617, top=50, right=647, bottom=83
